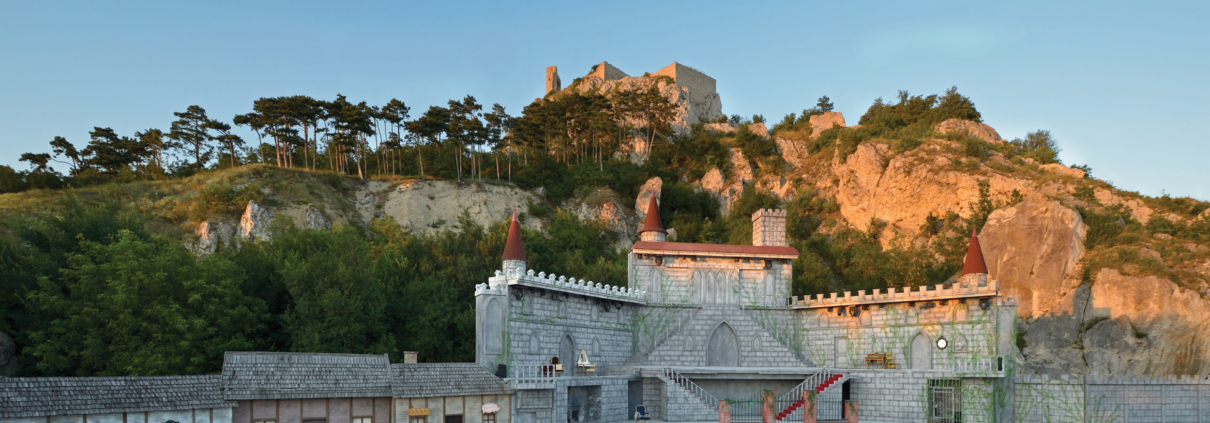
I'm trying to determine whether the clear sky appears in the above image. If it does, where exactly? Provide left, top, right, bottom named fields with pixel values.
left=2, top=1, right=1207, bottom=199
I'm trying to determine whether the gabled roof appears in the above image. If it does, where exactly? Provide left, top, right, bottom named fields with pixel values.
left=631, top=241, right=799, bottom=259
left=503, top=210, right=527, bottom=262
left=962, top=229, right=989, bottom=275
left=639, top=195, right=665, bottom=234
left=392, top=363, right=509, bottom=398
left=221, top=352, right=393, bottom=400
left=0, top=375, right=233, bottom=418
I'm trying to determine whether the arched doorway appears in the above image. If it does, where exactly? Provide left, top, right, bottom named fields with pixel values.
left=707, top=322, right=740, bottom=366
left=910, top=333, right=933, bottom=370
left=559, top=335, right=576, bottom=368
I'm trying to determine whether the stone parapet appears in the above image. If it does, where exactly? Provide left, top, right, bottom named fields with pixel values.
left=490, top=268, right=647, bottom=304
left=790, top=281, right=1005, bottom=309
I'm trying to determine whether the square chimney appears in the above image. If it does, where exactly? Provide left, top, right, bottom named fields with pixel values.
left=752, top=209, right=787, bottom=247
left=404, top=351, right=418, bottom=364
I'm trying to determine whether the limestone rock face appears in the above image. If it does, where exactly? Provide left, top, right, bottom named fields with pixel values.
left=934, top=118, right=1003, bottom=143
left=980, top=199, right=1088, bottom=319
left=774, top=137, right=805, bottom=168
left=1085, top=268, right=1210, bottom=375
left=304, top=205, right=332, bottom=230
left=832, top=142, right=1033, bottom=244
left=567, top=187, right=641, bottom=250
left=636, top=177, right=663, bottom=216
left=809, top=112, right=846, bottom=137
left=380, top=179, right=541, bottom=235
left=703, top=122, right=769, bottom=138
left=193, top=220, right=236, bottom=255
left=239, top=201, right=274, bottom=242
left=1093, top=186, right=1155, bottom=223
left=700, top=168, right=725, bottom=195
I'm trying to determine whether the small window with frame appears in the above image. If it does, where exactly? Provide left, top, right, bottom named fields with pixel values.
left=410, top=417, right=426, bottom=423
left=303, top=419, right=326, bottom=423
left=353, top=418, right=372, bottom=423
left=482, top=414, right=496, bottom=423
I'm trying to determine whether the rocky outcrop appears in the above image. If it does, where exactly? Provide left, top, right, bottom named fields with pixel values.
left=775, top=137, right=806, bottom=168
left=809, top=112, right=846, bottom=137
left=934, top=118, right=1003, bottom=143
left=1040, top=163, right=1086, bottom=179
left=703, top=122, right=770, bottom=138
left=192, top=220, right=236, bottom=254
left=239, top=200, right=274, bottom=242
left=304, top=205, right=332, bottom=230
left=380, top=179, right=541, bottom=235
left=832, top=142, right=1034, bottom=244
left=570, top=75, right=722, bottom=137
left=980, top=199, right=1088, bottom=319
left=636, top=177, right=663, bottom=216
left=1084, top=269, right=1210, bottom=375
left=567, top=187, right=641, bottom=250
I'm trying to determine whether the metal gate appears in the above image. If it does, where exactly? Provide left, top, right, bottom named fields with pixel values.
left=928, top=378, right=963, bottom=423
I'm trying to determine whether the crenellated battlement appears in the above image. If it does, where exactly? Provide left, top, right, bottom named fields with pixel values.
left=790, top=281, right=1006, bottom=309
left=488, top=268, right=648, bottom=304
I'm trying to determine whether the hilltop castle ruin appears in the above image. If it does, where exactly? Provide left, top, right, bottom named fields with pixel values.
left=545, top=61, right=724, bottom=136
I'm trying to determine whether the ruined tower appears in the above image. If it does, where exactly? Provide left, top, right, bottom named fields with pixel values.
left=545, top=66, right=561, bottom=95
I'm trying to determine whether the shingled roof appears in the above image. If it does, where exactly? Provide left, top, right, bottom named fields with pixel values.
left=0, top=375, right=233, bottom=418
left=392, top=363, right=508, bottom=398
left=221, top=352, right=393, bottom=400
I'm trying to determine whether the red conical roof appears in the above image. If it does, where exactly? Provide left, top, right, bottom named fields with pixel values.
left=503, top=210, right=526, bottom=262
left=639, top=195, right=666, bottom=234
left=962, top=228, right=988, bottom=275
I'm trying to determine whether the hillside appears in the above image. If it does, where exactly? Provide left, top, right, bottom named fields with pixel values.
left=2, top=86, right=1208, bottom=378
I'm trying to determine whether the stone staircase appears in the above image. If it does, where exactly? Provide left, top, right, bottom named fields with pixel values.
left=623, top=307, right=702, bottom=366
left=644, top=368, right=719, bottom=422
left=640, top=306, right=808, bottom=367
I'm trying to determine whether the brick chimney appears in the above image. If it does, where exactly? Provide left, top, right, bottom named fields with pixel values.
left=751, top=209, right=786, bottom=247
left=404, top=351, right=418, bottom=364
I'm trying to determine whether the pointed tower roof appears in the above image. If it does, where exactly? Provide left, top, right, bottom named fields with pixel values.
left=962, top=228, right=988, bottom=275
left=639, top=195, right=666, bottom=234
left=503, top=210, right=526, bottom=262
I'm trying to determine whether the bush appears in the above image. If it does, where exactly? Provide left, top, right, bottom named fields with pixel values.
left=1011, top=130, right=1061, bottom=164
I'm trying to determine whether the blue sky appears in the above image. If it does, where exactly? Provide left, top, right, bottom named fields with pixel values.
left=2, top=1, right=1207, bottom=199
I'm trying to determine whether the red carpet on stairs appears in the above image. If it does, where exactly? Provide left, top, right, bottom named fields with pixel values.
left=774, top=374, right=844, bottom=420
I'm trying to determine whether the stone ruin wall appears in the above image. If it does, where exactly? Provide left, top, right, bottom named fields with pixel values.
left=651, top=62, right=716, bottom=97
left=589, top=61, right=628, bottom=81
left=545, top=66, right=561, bottom=95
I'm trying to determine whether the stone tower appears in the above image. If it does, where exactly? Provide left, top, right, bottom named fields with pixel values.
left=545, top=66, right=561, bottom=95
left=751, top=209, right=787, bottom=247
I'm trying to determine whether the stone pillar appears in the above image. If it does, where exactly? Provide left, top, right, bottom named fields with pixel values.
left=761, top=389, right=775, bottom=423
left=802, top=390, right=816, bottom=423
left=843, top=401, right=858, bottom=423
left=718, top=400, right=731, bottom=423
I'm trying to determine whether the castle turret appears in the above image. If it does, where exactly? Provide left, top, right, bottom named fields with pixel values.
left=639, top=195, right=666, bottom=242
left=959, top=228, right=989, bottom=286
left=751, top=209, right=787, bottom=247
left=503, top=210, right=527, bottom=276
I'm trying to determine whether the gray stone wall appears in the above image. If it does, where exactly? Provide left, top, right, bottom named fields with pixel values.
left=1016, top=374, right=1210, bottom=423
left=505, top=287, right=635, bottom=370
left=628, top=254, right=791, bottom=308
left=551, top=377, right=629, bottom=423
left=796, top=299, right=1014, bottom=370
left=656, top=377, right=717, bottom=422
left=641, top=378, right=665, bottom=420
left=846, top=369, right=1000, bottom=423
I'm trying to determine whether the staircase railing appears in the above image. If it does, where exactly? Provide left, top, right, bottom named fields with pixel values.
left=661, top=367, right=719, bottom=411
left=774, top=369, right=841, bottom=422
